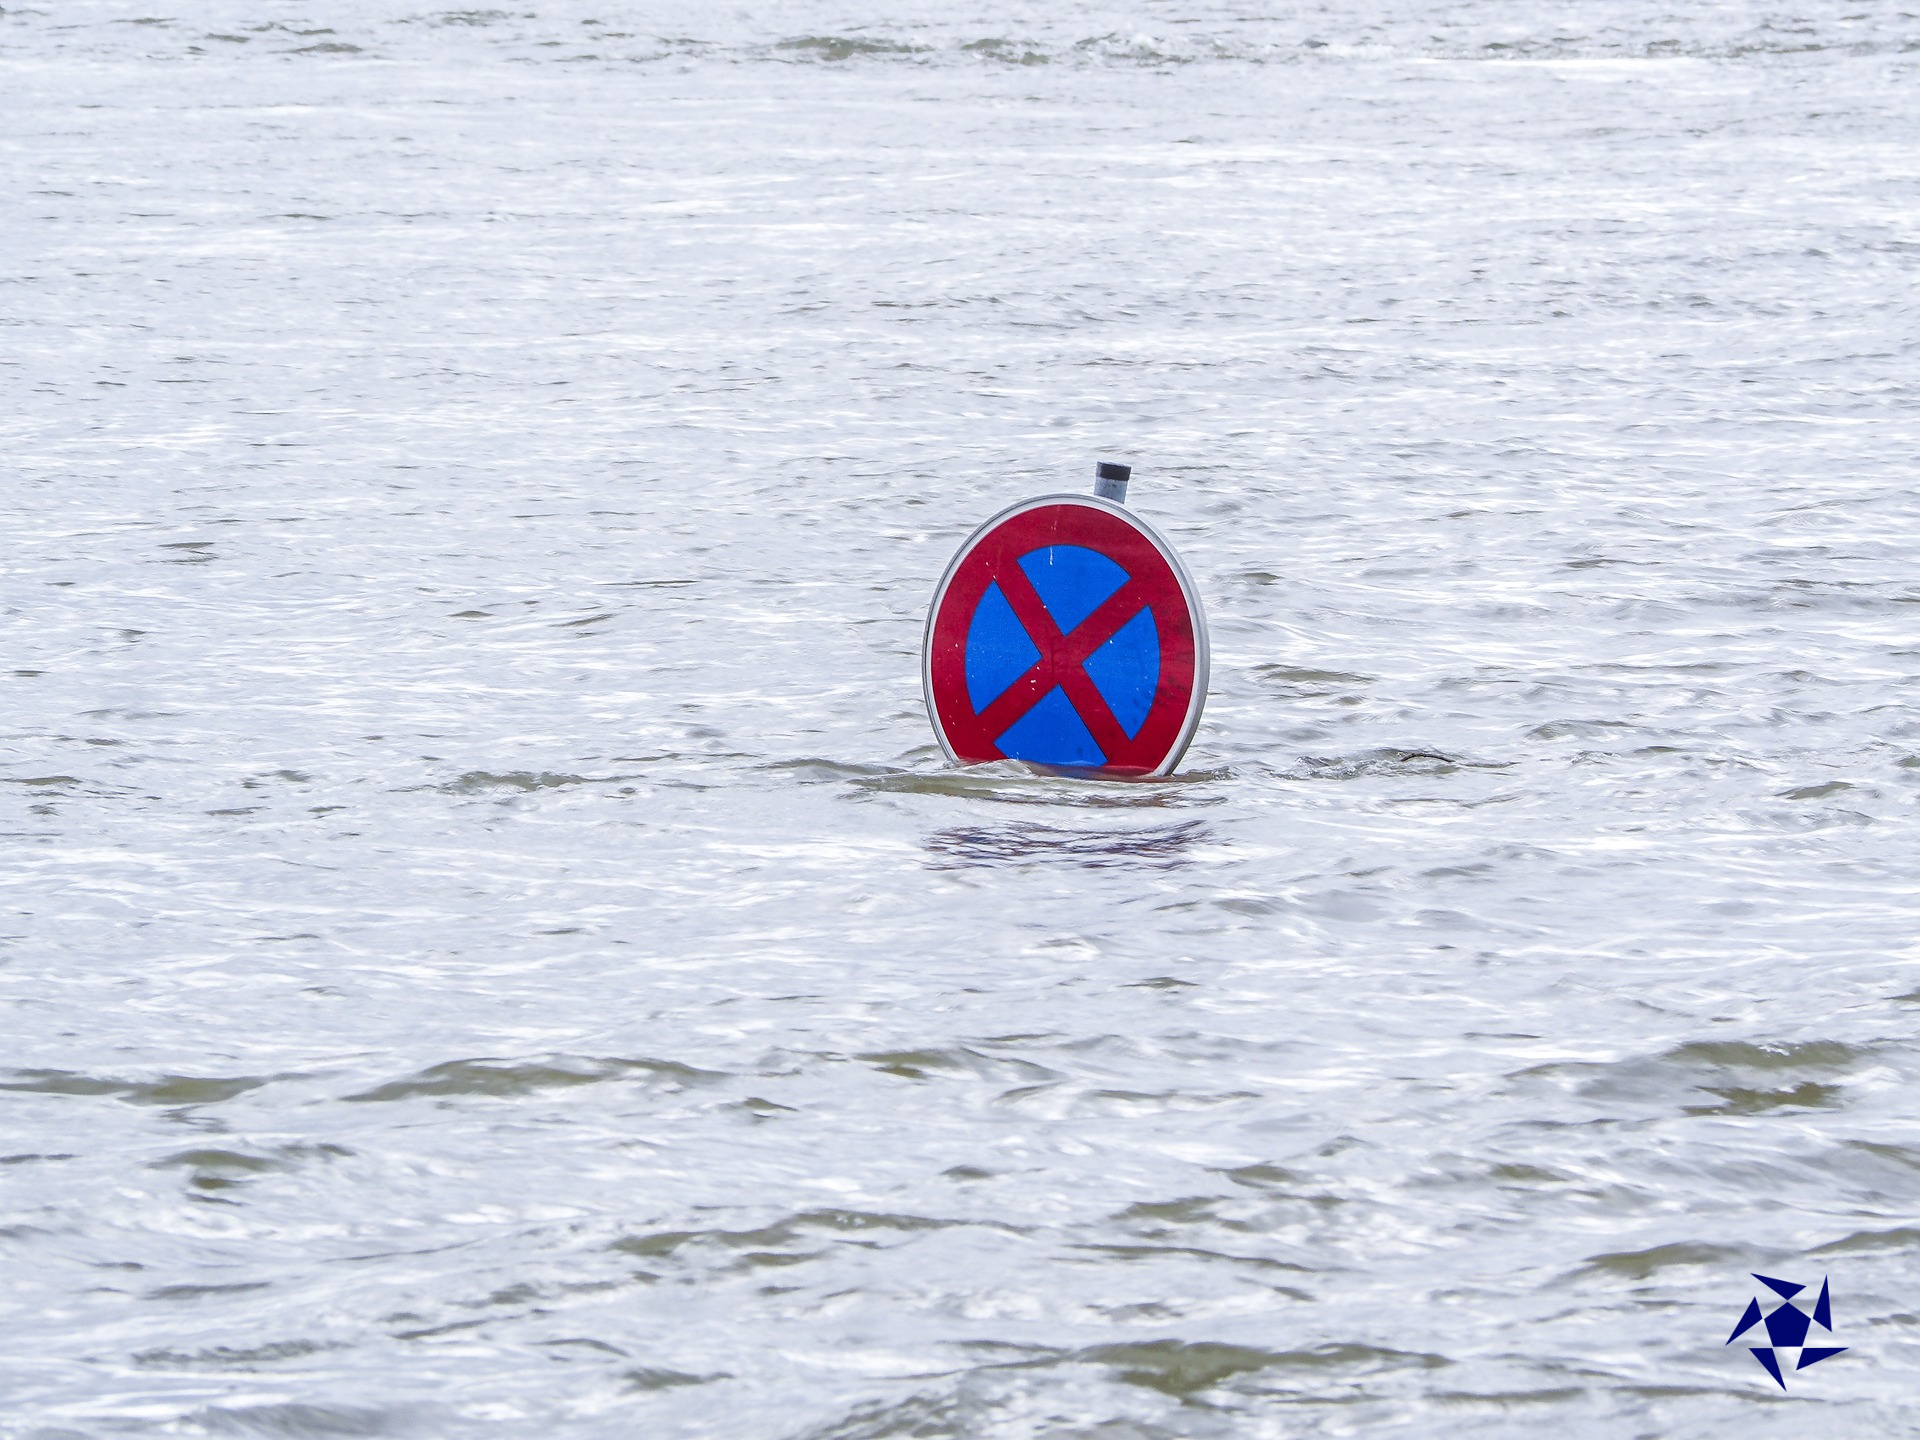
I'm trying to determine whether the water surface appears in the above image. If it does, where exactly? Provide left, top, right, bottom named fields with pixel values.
left=4, top=2, right=1919, bottom=1435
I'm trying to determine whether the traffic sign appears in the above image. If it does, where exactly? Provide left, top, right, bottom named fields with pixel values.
left=923, top=493, right=1208, bottom=776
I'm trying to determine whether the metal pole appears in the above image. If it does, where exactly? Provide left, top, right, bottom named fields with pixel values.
left=1094, top=460, right=1131, bottom=505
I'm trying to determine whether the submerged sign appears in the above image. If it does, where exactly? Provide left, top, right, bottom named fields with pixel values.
left=923, top=488, right=1207, bottom=776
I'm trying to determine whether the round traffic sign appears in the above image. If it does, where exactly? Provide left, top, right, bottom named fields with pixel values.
left=923, top=495, right=1208, bottom=776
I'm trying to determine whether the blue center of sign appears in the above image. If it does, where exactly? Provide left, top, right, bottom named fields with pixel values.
left=961, top=544, right=1163, bottom=767
left=996, top=687, right=1104, bottom=767
left=1018, top=546, right=1127, bottom=632
left=964, top=582, right=1039, bottom=713
left=1083, top=607, right=1159, bottom=738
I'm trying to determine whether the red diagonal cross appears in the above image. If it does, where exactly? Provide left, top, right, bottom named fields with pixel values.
left=971, top=562, right=1152, bottom=759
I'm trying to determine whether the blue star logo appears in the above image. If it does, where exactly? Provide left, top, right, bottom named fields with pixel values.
left=1727, top=1273, right=1846, bottom=1388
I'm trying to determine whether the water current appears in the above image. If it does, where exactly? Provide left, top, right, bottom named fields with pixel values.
left=4, top=2, right=1919, bottom=1435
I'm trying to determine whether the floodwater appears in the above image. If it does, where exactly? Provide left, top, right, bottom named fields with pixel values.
left=4, top=2, right=1919, bottom=1435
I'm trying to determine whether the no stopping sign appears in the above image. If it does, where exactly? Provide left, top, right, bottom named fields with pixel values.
left=923, top=495, right=1208, bottom=776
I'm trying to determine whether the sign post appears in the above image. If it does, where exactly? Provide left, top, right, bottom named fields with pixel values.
left=923, top=463, right=1208, bottom=777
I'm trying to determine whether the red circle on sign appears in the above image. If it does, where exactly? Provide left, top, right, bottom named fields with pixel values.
left=923, top=495, right=1208, bottom=776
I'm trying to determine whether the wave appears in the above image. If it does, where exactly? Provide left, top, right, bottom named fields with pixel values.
left=9, top=3, right=1917, bottom=69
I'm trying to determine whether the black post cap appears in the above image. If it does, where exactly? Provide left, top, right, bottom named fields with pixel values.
left=1096, top=461, right=1132, bottom=483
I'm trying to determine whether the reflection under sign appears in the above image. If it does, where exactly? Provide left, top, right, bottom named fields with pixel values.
left=925, top=819, right=1209, bottom=871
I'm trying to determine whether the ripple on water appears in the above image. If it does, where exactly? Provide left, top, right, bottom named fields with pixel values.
left=1509, top=1037, right=1869, bottom=1120
left=609, top=1209, right=1006, bottom=1281
left=0, top=1070, right=280, bottom=1106
left=185, top=1402, right=401, bottom=1438
left=134, top=1340, right=349, bottom=1369
left=1071, top=1339, right=1451, bottom=1396
left=1571, top=1242, right=1745, bottom=1284
left=149, top=1144, right=353, bottom=1195
left=777, top=758, right=1233, bottom=807
left=924, top=819, right=1209, bottom=870
left=341, top=1056, right=728, bottom=1103
left=625, top=1365, right=729, bottom=1391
